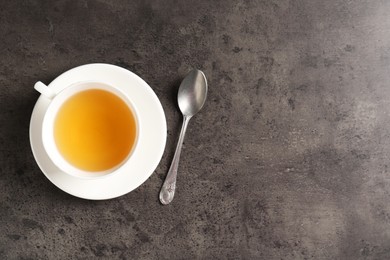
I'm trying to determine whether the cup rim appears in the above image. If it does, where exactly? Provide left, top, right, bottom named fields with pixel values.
left=41, top=80, right=140, bottom=179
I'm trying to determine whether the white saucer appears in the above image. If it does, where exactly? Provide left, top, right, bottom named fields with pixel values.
left=29, top=64, right=167, bottom=200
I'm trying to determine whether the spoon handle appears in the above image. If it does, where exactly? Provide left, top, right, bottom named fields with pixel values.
left=159, top=115, right=191, bottom=205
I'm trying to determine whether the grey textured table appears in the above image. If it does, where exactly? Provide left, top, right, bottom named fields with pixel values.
left=1, top=1, right=390, bottom=259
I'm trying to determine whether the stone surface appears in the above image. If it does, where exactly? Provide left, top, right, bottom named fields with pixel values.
left=1, top=0, right=390, bottom=259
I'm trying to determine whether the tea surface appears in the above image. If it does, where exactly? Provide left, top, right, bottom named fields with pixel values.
left=54, top=89, right=137, bottom=172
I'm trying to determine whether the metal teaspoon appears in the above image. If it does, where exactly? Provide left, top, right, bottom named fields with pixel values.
left=159, top=69, right=208, bottom=205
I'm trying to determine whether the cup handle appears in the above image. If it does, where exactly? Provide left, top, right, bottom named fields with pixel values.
left=34, top=81, right=56, bottom=99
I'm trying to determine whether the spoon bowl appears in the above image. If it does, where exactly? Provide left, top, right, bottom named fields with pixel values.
left=178, top=70, right=208, bottom=117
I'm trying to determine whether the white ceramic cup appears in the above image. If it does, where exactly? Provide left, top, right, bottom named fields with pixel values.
left=34, top=81, right=140, bottom=179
